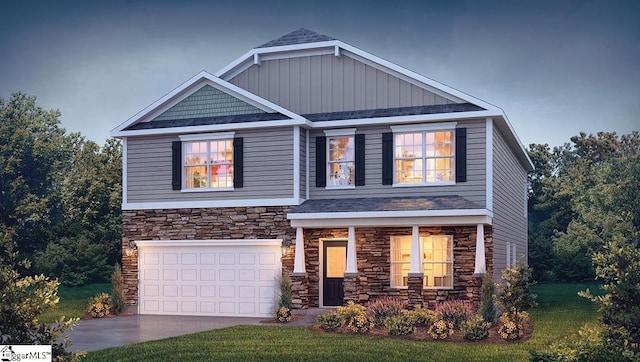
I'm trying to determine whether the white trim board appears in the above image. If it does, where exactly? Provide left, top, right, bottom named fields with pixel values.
left=123, top=197, right=302, bottom=210
left=135, top=239, right=282, bottom=248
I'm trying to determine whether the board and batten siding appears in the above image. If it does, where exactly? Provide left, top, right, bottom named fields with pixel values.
left=299, top=127, right=307, bottom=200
left=126, top=128, right=294, bottom=203
left=491, top=124, right=528, bottom=280
left=308, top=120, right=486, bottom=206
left=229, top=54, right=455, bottom=115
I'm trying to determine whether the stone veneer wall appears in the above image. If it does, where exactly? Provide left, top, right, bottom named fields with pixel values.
left=281, top=225, right=493, bottom=308
left=121, top=206, right=294, bottom=305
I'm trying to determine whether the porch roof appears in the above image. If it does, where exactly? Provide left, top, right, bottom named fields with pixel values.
left=289, top=195, right=481, bottom=213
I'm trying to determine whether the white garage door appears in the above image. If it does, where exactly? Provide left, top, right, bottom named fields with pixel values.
left=136, top=239, right=282, bottom=317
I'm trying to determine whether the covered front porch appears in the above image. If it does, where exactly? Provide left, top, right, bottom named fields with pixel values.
left=284, top=197, right=493, bottom=309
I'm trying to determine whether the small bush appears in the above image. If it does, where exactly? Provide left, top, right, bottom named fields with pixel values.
left=274, top=306, right=293, bottom=323
left=336, top=300, right=366, bottom=325
left=365, top=297, right=405, bottom=326
left=316, top=311, right=343, bottom=330
left=462, top=315, right=491, bottom=340
left=278, top=272, right=293, bottom=309
left=428, top=319, right=455, bottom=340
left=385, top=315, right=416, bottom=336
left=498, top=308, right=530, bottom=340
left=347, top=312, right=374, bottom=334
left=435, top=300, right=474, bottom=330
left=87, top=293, right=111, bottom=318
left=497, top=262, right=537, bottom=314
left=403, top=306, right=437, bottom=327
left=478, top=273, right=496, bottom=324
left=110, top=263, right=126, bottom=315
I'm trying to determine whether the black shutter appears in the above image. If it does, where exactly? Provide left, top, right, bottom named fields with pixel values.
left=382, top=132, right=393, bottom=185
left=455, top=128, right=467, bottom=183
left=355, top=134, right=365, bottom=186
left=172, top=141, right=182, bottom=190
left=233, top=137, right=243, bottom=188
left=316, top=136, right=326, bottom=187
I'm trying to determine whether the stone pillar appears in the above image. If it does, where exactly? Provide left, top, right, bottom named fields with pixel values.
left=466, top=275, right=484, bottom=307
left=343, top=273, right=359, bottom=304
left=290, top=273, right=309, bottom=309
left=407, top=273, right=424, bottom=308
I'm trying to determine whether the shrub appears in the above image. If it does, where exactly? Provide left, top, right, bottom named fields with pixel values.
left=274, top=306, right=293, bottom=323
left=336, top=300, right=366, bottom=325
left=428, top=319, right=455, bottom=340
left=385, top=315, right=416, bottom=336
left=365, top=297, right=405, bottom=326
left=403, top=306, right=436, bottom=327
left=478, top=273, right=496, bottom=324
left=496, top=262, right=537, bottom=314
left=497, top=308, right=530, bottom=340
left=316, top=311, right=343, bottom=330
left=87, top=293, right=111, bottom=318
left=110, top=263, right=126, bottom=315
left=278, top=272, right=293, bottom=309
left=435, top=300, right=474, bottom=330
left=462, top=315, right=491, bottom=340
left=347, top=312, right=374, bottom=334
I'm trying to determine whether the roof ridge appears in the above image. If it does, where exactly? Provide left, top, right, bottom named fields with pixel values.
left=257, top=28, right=335, bottom=48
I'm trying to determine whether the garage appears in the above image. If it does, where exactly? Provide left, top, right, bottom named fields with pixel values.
left=136, top=239, right=282, bottom=317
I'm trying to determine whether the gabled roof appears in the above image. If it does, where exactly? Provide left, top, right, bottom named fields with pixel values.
left=110, top=71, right=307, bottom=137
left=257, top=28, right=334, bottom=48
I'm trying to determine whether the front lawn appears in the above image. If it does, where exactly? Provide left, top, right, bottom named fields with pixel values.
left=40, top=283, right=110, bottom=323
left=83, top=283, right=600, bottom=362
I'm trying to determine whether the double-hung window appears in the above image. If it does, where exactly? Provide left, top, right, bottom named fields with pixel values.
left=392, top=124, right=455, bottom=185
left=324, top=129, right=355, bottom=188
left=181, top=133, right=234, bottom=190
left=390, top=235, right=453, bottom=288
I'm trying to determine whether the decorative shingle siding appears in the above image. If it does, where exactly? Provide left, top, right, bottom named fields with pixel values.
left=152, top=85, right=263, bottom=122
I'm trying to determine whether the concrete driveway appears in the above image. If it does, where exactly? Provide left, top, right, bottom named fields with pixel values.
left=65, top=309, right=324, bottom=352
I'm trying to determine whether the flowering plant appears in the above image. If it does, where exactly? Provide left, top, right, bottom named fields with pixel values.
left=275, top=306, right=293, bottom=323
left=428, top=319, right=455, bottom=339
left=87, top=293, right=111, bottom=318
left=347, top=312, right=374, bottom=334
left=497, top=308, right=529, bottom=339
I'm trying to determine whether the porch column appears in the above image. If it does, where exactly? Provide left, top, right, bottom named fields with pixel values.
left=293, top=227, right=306, bottom=274
left=345, top=226, right=357, bottom=274
left=473, top=223, right=486, bottom=276
left=407, top=225, right=424, bottom=308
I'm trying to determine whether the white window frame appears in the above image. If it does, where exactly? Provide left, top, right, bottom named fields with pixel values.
left=180, top=132, right=235, bottom=192
left=390, top=234, right=454, bottom=289
left=391, top=123, right=456, bottom=187
left=324, top=128, right=356, bottom=190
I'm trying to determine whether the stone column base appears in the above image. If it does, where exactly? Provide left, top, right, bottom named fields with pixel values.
left=466, top=274, right=484, bottom=307
left=343, top=272, right=359, bottom=304
left=407, top=273, right=424, bottom=309
left=290, top=273, right=309, bottom=309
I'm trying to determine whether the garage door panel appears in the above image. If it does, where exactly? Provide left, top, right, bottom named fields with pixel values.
left=138, top=240, right=281, bottom=317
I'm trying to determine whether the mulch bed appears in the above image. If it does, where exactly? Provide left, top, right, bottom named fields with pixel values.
left=308, top=320, right=533, bottom=344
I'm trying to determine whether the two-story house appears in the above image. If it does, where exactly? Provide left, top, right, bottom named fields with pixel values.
left=111, top=29, right=533, bottom=317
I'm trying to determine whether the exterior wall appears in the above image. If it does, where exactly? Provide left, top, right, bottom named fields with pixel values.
left=121, top=207, right=295, bottom=305
left=282, top=225, right=493, bottom=308
left=299, top=127, right=307, bottom=199
left=307, top=120, right=487, bottom=206
left=492, top=124, right=528, bottom=280
left=126, top=127, right=295, bottom=203
left=229, top=54, right=455, bottom=115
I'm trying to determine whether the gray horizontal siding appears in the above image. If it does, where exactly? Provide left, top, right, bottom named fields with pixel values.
left=308, top=120, right=486, bottom=205
left=126, top=128, right=294, bottom=203
left=299, top=127, right=307, bottom=199
left=230, top=54, right=455, bottom=114
left=492, top=124, right=528, bottom=280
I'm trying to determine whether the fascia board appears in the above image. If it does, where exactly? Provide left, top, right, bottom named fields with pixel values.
left=310, top=110, right=498, bottom=129
left=287, top=209, right=492, bottom=220
left=135, top=239, right=283, bottom=248
left=493, top=113, right=534, bottom=171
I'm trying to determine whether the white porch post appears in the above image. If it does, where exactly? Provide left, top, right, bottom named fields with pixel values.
left=293, top=227, right=306, bottom=274
left=345, top=226, right=357, bottom=274
left=473, top=223, right=486, bottom=275
left=409, top=225, right=422, bottom=274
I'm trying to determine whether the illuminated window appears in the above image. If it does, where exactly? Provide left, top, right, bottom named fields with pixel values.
left=327, top=136, right=354, bottom=187
left=394, top=130, right=454, bottom=184
left=390, top=235, right=453, bottom=288
left=183, top=139, right=233, bottom=189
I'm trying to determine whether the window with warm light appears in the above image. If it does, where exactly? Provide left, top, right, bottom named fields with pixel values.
left=390, top=235, right=453, bottom=288
left=327, top=136, right=354, bottom=187
left=183, top=139, right=233, bottom=189
left=394, top=130, right=454, bottom=185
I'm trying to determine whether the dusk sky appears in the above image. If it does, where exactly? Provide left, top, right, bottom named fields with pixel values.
left=1, top=0, right=638, bottom=148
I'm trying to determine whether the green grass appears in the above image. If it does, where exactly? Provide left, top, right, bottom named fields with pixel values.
left=82, top=283, right=600, bottom=362
left=40, top=283, right=110, bottom=323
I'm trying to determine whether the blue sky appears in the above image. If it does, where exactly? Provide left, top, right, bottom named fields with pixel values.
left=1, top=0, right=638, bottom=147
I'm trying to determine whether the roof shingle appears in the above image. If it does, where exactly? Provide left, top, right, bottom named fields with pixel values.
left=257, top=28, right=334, bottom=48
left=289, top=196, right=482, bottom=214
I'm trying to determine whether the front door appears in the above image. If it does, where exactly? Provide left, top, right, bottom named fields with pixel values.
left=323, top=241, right=347, bottom=306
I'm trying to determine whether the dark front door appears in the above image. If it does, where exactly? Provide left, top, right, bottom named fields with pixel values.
left=323, top=241, right=347, bottom=306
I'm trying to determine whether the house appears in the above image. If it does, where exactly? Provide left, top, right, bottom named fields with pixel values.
left=111, top=29, right=533, bottom=317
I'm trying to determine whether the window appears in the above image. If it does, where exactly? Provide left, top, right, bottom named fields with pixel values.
left=394, top=130, right=454, bottom=185
left=183, top=138, right=233, bottom=189
left=327, top=136, right=354, bottom=187
left=390, top=235, right=453, bottom=288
